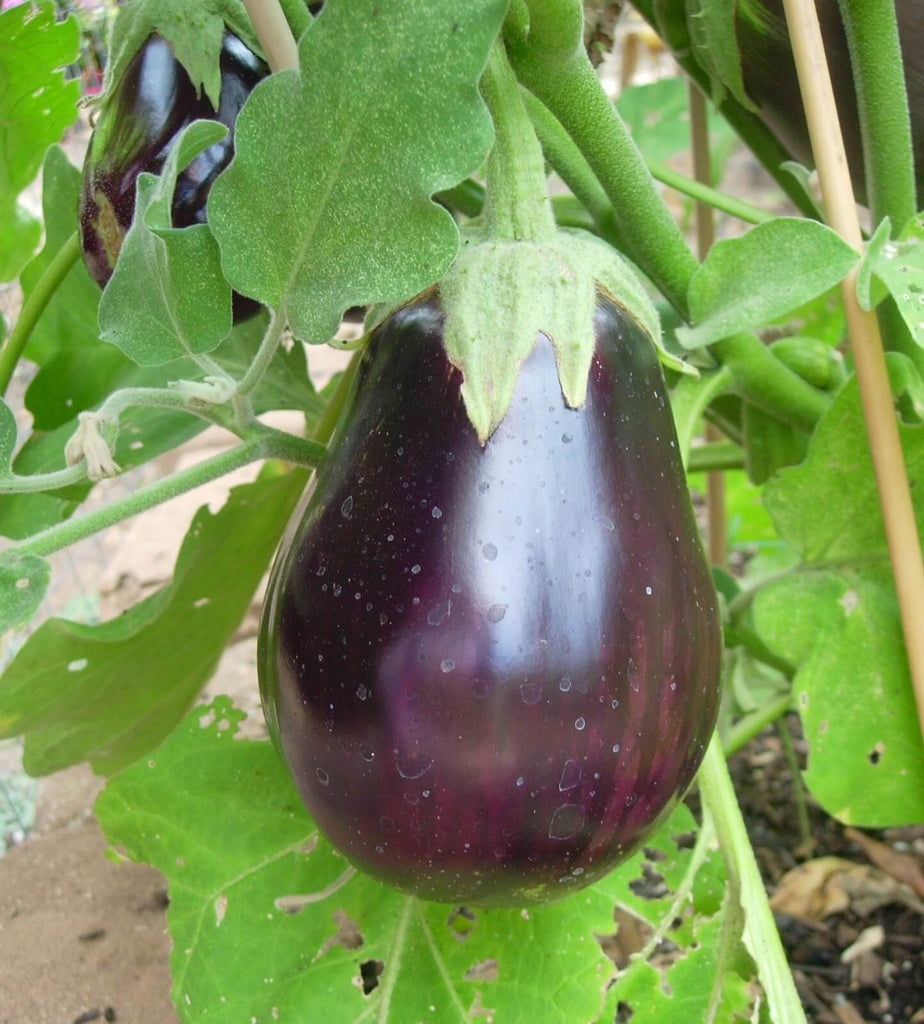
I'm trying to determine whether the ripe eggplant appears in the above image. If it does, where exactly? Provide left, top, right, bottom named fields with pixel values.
left=78, top=31, right=265, bottom=318
left=259, top=295, right=721, bottom=906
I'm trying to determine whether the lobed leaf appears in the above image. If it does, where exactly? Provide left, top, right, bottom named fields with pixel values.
left=752, top=361, right=924, bottom=825
left=207, top=0, right=506, bottom=344
left=0, top=2, right=79, bottom=281
left=676, top=219, right=859, bottom=350
left=96, top=696, right=724, bottom=1024
left=0, top=468, right=306, bottom=775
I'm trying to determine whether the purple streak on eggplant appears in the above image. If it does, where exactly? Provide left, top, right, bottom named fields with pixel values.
left=78, top=32, right=265, bottom=320
left=259, top=295, right=721, bottom=906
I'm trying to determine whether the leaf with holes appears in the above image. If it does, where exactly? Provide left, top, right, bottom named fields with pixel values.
left=0, top=551, right=50, bottom=635
left=0, top=2, right=79, bottom=281
left=95, top=696, right=728, bottom=1023
left=750, top=361, right=924, bottom=826
left=207, top=0, right=505, bottom=344
left=0, top=469, right=305, bottom=775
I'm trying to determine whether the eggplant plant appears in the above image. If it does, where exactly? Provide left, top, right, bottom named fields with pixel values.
left=0, top=0, right=922, bottom=1022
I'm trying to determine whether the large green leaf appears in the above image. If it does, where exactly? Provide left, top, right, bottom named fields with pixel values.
left=676, top=219, right=859, bottom=349
left=18, top=145, right=102, bottom=367
left=98, top=120, right=233, bottom=365
left=752, top=360, right=924, bottom=825
left=96, top=696, right=722, bottom=1024
left=0, top=468, right=306, bottom=776
left=208, top=0, right=505, bottom=343
left=0, top=2, right=79, bottom=281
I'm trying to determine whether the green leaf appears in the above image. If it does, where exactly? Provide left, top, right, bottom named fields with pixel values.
left=101, top=0, right=260, bottom=110
left=676, top=219, right=859, bottom=350
left=208, top=0, right=506, bottom=344
left=98, top=120, right=233, bottom=366
left=95, top=697, right=720, bottom=1023
left=0, top=551, right=50, bottom=635
left=753, top=362, right=924, bottom=825
left=602, top=912, right=753, bottom=1023
left=0, top=398, right=17, bottom=475
left=685, top=0, right=754, bottom=112
left=0, top=2, right=80, bottom=281
left=18, top=145, right=102, bottom=368
left=0, top=469, right=306, bottom=775
left=741, top=404, right=807, bottom=486
left=860, top=213, right=924, bottom=349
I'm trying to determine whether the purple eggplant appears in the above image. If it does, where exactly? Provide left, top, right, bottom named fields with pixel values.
left=258, top=295, right=721, bottom=906
left=78, top=31, right=265, bottom=319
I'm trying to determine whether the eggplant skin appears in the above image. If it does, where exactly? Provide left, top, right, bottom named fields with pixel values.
left=78, top=32, right=265, bottom=319
left=259, top=296, right=722, bottom=907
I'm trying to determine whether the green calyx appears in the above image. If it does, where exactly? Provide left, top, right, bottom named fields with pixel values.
left=440, top=227, right=687, bottom=444
left=437, top=38, right=688, bottom=445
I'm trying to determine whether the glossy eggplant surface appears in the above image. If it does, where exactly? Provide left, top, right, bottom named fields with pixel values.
left=79, top=31, right=265, bottom=317
left=259, top=296, right=721, bottom=906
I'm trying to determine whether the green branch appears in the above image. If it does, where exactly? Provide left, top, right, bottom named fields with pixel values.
left=723, top=692, right=794, bottom=756
left=647, top=161, right=773, bottom=226
left=698, top=734, right=807, bottom=1022
left=687, top=440, right=744, bottom=473
left=14, top=428, right=325, bottom=560
left=0, top=231, right=81, bottom=396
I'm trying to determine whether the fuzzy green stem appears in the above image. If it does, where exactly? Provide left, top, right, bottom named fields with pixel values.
left=0, top=463, right=88, bottom=495
left=508, top=0, right=699, bottom=315
left=13, top=429, right=325, bottom=559
left=0, top=231, right=81, bottom=397
left=312, top=349, right=363, bottom=445
left=436, top=180, right=486, bottom=219
left=715, top=333, right=829, bottom=433
left=481, top=42, right=556, bottom=243
left=237, top=311, right=286, bottom=398
left=723, top=692, right=795, bottom=756
left=777, top=717, right=813, bottom=853
left=698, top=734, right=807, bottom=1022
left=687, top=441, right=744, bottom=473
left=836, top=0, right=917, bottom=228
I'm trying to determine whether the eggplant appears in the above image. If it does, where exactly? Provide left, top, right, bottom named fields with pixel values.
left=735, top=0, right=923, bottom=203
left=78, top=31, right=266, bottom=319
left=258, top=295, right=721, bottom=906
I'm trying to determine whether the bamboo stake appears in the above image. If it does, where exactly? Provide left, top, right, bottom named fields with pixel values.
left=242, top=0, right=299, bottom=72
left=782, top=0, right=924, bottom=741
left=688, top=82, right=727, bottom=569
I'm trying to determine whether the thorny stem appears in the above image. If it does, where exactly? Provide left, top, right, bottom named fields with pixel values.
left=698, top=735, right=808, bottom=1023
left=784, top=0, right=924, bottom=742
left=480, top=41, right=556, bottom=244
left=13, top=428, right=325, bottom=559
left=0, top=231, right=81, bottom=397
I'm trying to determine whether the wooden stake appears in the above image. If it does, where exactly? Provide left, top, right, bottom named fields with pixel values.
left=782, top=0, right=924, bottom=741
left=242, top=0, right=299, bottom=73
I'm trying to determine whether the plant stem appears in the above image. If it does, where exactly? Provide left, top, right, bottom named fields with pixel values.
left=647, top=161, right=773, bottom=227
left=13, top=429, right=325, bottom=559
left=436, top=180, right=486, bottom=219
left=312, top=350, right=362, bottom=446
left=783, top=0, right=924, bottom=743
left=506, top=0, right=699, bottom=315
left=242, top=0, right=299, bottom=72
left=723, top=692, right=794, bottom=757
left=480, top=42, right=556, bottom=243
left=777, top=717, right=813, bottom=854
left=0, top=463, right=88, bottom=495
left=520, top=89, right=625, bottom=248
left=237, top=311, right=286, bottom=398
left=687, top=441, right=743, bottom=473
left=0, top=231, right=81, bottom=397
left=836, top=0, right=916, bottom=229
left=698, top=734, right=807, bottom=1023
